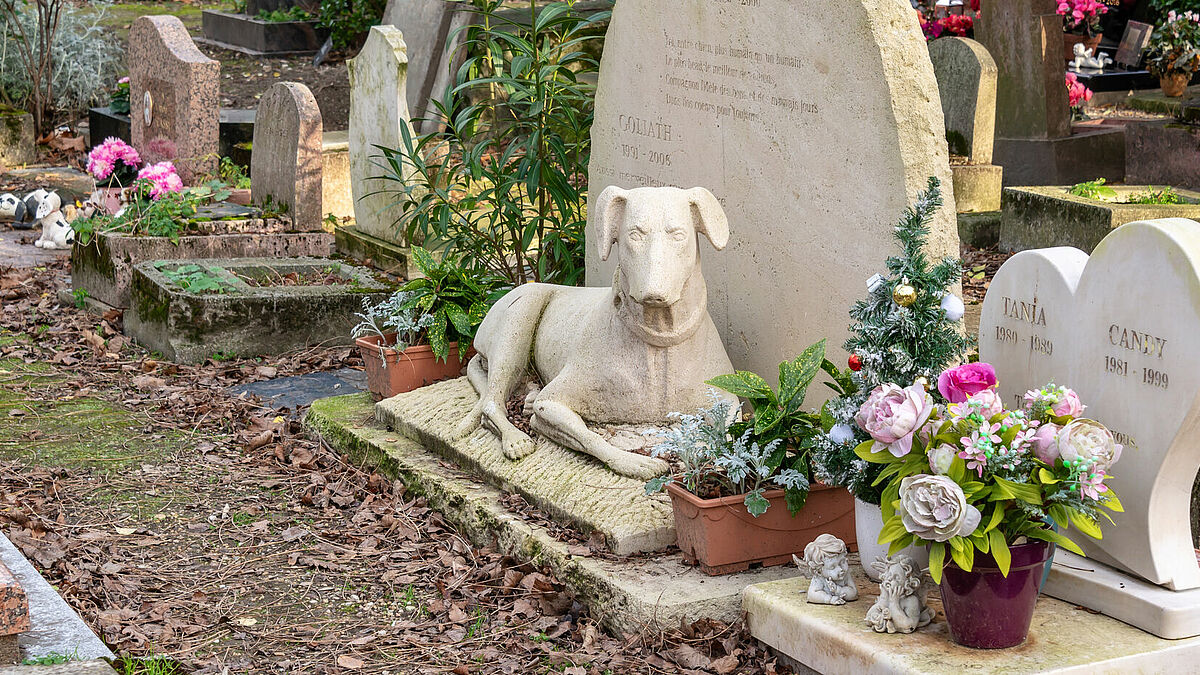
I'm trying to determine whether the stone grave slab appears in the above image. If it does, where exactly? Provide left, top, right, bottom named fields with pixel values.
left=745, top=572, right=1200, bottom=674
left=375, top=377, right=675, bottom=556
left=975, top=0, right=1068, bottom=141
left=381, top=0, right=471, bottom=134
left=307, top=392, right=798, bottom=636
left=980, top=218, right=1200, bottom=637
left=348, top=26, right=413, bottom=245
left=126, top=257, right=391, bottom=363
left=129, top=15, right=220, bottom=183
left=587, top=0, right=958, bottom=393
left=251, top=82, right=324, bottom=230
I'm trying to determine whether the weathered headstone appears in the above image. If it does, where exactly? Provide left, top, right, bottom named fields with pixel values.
left=974, top=0, right=1124, bottom=185
left=929, top=36, right=1003, bottom=214
left=975, top=0, right=1069, bottom=141
left=587, top=0, right=958, bottom=390
left=347, top=26, right=415, bottom=245
left=979, top=218, right=1200, bottom=638
left=381, top=0, right=471, bottom=134
left=129, top=15, right=220, bottom=183
left=251, top=82, right=323, bottom=230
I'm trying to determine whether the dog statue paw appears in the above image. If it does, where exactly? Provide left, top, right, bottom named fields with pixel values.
left=457, top=185, right=737, bottom=479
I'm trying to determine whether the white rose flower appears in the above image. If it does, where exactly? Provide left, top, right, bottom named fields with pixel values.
left=898, top=474, right=981, bottom=542
left=927, top=444, right=956, bottom=475
left=1057, top=419, right=1122, bottom=471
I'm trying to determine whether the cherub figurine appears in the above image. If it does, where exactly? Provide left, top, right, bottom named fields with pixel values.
left=793, top=534, right=858, bottom=605
left=865, top=554, right=935, bottom=634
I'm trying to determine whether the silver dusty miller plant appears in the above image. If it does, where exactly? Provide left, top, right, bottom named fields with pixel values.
left=644, top=391, right=809, bottom=517
left=352, top=290, right=435, bottom=361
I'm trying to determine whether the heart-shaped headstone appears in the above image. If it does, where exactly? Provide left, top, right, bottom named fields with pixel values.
left=981, top=218, right=1200, bottom=592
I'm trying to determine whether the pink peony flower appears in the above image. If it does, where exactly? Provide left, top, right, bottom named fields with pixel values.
left=137, top=162, right=183, bottom=199
left=1032, top=423, right=1061, bottom=464
left=855, top=383, right=935, bottom=458
left=937, top=362, right=998, bottom=403
left=1050, top=388, right=1085, bottom=417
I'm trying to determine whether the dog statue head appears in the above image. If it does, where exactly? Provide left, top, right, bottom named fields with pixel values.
left=594, top=186, right=729, bottom=308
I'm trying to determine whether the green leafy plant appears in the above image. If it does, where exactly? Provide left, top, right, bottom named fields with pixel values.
left=316, top=0, right=385, bottom=49
left=257, top=6, right=313, bottom=21
left=396, top=246, right=509, bottom=361
left=109, top=76, right=130, bottom=115
left=1069, top=178, right=1118, bottom=200
left=352, top=290, right=435, bottom=358
left=219, top=157, right=252, bottom=190
left=72, top=179, right=232, bottom=246
left=23, top=649, right=78, bottom=665
left=1127, top=186, right=1184, bottom=204
left=372, top=0, right=608, bottom=286
left=72, top=287, right=89, bottom=309
left=1146, top=10, right=1200, bottom=78
left=158, top=263, right=240, bottom=295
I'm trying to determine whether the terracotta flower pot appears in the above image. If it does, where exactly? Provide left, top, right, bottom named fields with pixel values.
left=939, top=540, right=1052, bottom=649
left=1160, top=71, right=1192, bottom=98
left=228, top=188, right=252, bottom=206
left=665, top=482, right=855, bottom=575
left=854, top=497, right=929, bottom=581
left=1063, top=33, right=1101, bottom=63
left=355, top=334, right=469, bottom=401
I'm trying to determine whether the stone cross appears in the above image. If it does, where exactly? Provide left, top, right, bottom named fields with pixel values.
left=347, top=26, right=416, bottom=244
left=974, top=0, right=1070, bottom=141
left=250, top=82, right=324, bottom=231
left=586, top=0, right=958, bottom=393
left=381, top=0, right=472, bottom=134
left=979, top=219, right=1200, bottom=636
left=129, top=15, right=220, bottom=183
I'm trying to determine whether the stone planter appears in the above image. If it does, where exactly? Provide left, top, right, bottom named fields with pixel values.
left=200, top=10, right=325, bottom=56
left=71, top=216, right=333, bottom=309
left=1160, top=71, right=1192, bottom=98
left=356, top=335, right=470, bottom=401
left=999, top=185, right=1200, bottom=253
left=126, top=257, right=391, bottom=363
left=666, top=482, right=855, bottom=575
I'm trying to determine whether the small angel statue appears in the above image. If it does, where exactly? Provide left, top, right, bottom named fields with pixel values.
left=865, top=554, right=935, bottom=634
left=793, top=534, right=858, bottom=605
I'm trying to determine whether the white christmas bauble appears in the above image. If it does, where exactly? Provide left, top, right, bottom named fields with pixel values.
left=830, top=423, right=856, bottom=445
left=940, top=293, right=965, bottom=321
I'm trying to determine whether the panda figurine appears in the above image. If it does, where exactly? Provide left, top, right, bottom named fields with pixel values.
left=13, top=189, right=48, bottom=230
left=0, top=193, right=21, bottom=220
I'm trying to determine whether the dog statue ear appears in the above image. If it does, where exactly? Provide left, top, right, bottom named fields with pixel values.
left=687, top=187, right=729, bottom=251
left=595, top=185, right=628, bottom=262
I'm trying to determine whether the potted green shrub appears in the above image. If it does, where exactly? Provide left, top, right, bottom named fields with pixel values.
left=353, top=247, right=508, bottom=400
left=1146, top=10, right=1200, bottom=97
left=645, top=340, right=856, bottom=575
left=856, top=367, right=1124, bottom=649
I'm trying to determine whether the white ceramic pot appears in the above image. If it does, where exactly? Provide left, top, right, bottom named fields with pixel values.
left=855, top=497, right=929, bottom=581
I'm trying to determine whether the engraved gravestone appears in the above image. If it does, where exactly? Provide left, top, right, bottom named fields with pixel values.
left=347, top=26, right=415, bottom=243
left=587, top=0, right=958, bottom=389
left=129, top=15, right=220, bottom=183
left=251, top=82, right=323, bottom=230
left=381, top=0, right=471, bottom=134
left=980, top=218, right=1200, bottom=638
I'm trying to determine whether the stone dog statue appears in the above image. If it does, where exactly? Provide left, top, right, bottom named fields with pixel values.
left=455, top=185, right=737, bottom=480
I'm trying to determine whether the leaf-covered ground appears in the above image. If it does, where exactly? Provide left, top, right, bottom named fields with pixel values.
left=0, top=260, right=789, bottom=674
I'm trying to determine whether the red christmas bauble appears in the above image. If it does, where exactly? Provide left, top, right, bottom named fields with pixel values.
left=848, top=354, right=863, bottom=372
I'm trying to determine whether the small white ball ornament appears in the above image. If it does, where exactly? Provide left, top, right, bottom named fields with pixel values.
left=940, top=293, right=965, bottom=321
left=829, top=423, right=856, bottom=445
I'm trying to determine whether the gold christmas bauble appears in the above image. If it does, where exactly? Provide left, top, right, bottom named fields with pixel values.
left=893, top=284, right=918, bottom=307
left=914, top=376, right=929, bottom=390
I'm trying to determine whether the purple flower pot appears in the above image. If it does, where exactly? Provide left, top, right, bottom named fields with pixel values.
left=939, top=541, right=1051, bottom=649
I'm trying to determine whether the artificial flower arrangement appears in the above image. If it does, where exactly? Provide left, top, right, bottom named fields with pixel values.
left=1066, top=72, right=1094, bottom=117
left=86, top=137, right=142, bottom=189
left=1058, top=0, right=1109, bottom=36
left=853, top=362, right=1123, bottom=584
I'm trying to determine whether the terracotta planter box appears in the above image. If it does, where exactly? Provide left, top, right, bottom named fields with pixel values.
left=356, top=334, right=470, bottom=401
left=666, top=482, right=855, bottom=575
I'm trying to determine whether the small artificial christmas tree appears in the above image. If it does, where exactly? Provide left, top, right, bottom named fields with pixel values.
left=812, top=177, right=973, bottom=505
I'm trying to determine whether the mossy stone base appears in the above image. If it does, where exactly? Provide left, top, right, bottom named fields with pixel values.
left=305, top=393, right=798, bottom=636
left=1000, top=185, right=1200, bottom=253
left=746, top=572, right=1200, bottom=673
left=0, top=106, right=34, bottom=168
left=125, top=257, right=391, bottom=363
left=375, top=378, right=674, bottom=556
left=957, top=210, right=1001, bottom=249
left=72, top=227, right=333, bottom=309
left=334, top=226, right=408, bottom=277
